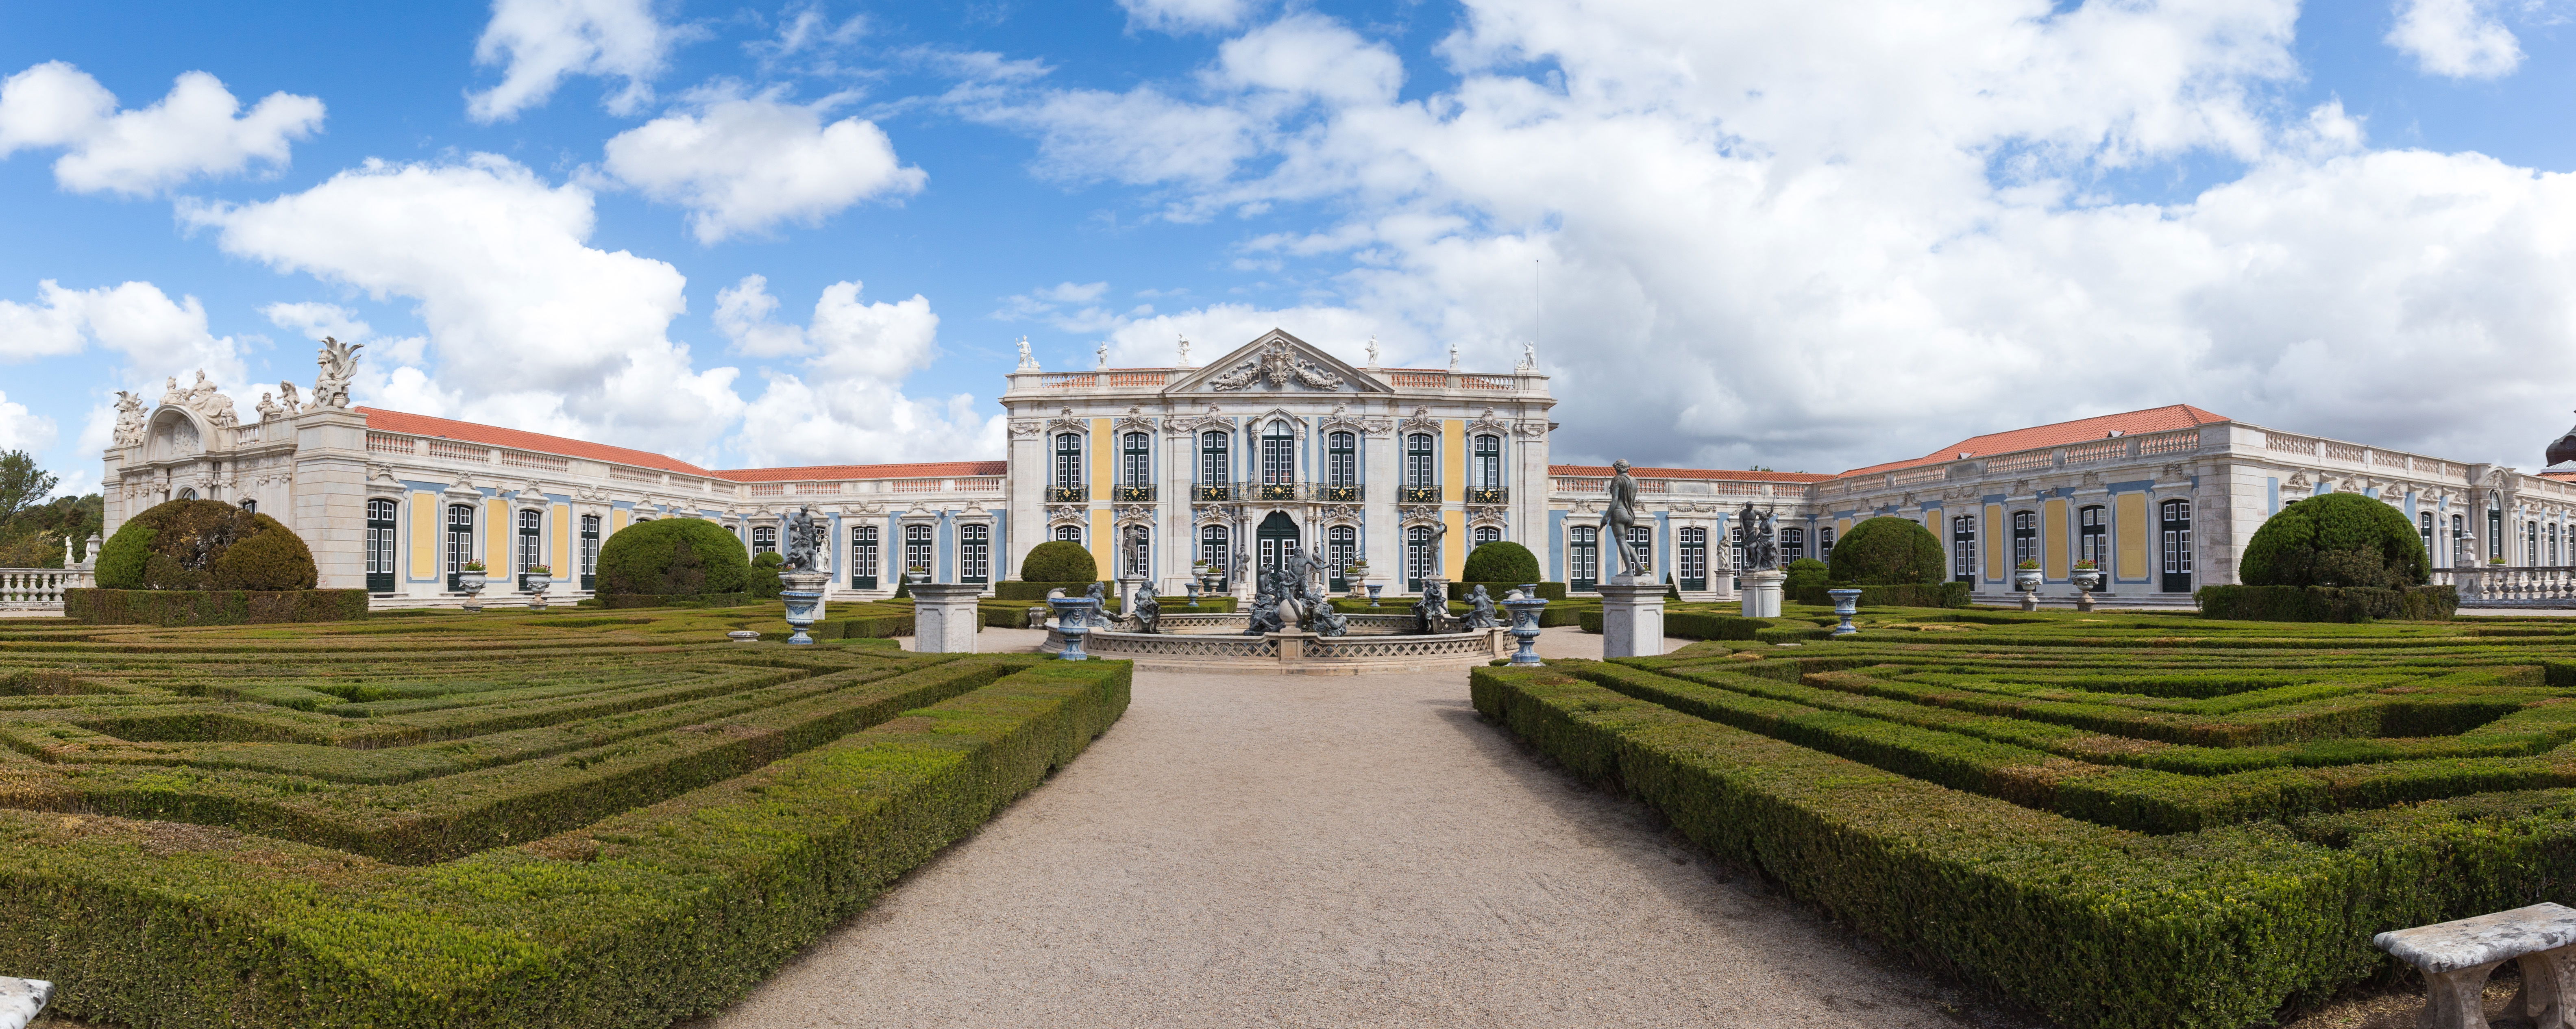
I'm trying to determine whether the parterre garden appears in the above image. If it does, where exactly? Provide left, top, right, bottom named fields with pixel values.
left=0, top=606, right=1128, bottom=1028
left=1487, top=604, right=2576, bottom=1029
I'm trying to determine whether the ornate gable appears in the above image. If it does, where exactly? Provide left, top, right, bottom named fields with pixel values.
left=1164, top=329, right=1389, bottom=396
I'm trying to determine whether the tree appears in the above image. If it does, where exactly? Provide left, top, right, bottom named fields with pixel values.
left=1827, top=516, right=1947, bottom=584
left=0, top=451, right=56, bottom=525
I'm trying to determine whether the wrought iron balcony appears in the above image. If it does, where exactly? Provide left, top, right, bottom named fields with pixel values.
left=1112, top=484, right=1156, bottom=503
left=1192, top=482, right=1367, bottom=503
left=1314, top=483, right=1363, bottom=503
left=1191, top=483, right=1235, bottom=502
left=1466, top=487, right=1509, bottom=505
left=1045, top=484, right=1088, bottom=503
left=1399, top=485, right=1441, bottom=504
left=1250, top=481, right=1302, bottom=502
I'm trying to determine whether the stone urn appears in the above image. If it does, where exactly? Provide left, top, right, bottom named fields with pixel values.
left=2014, top=567, right=2043, bottom=593
left=458, top=569, right=488, bottom=613
left=1047, top=596, right=1096, bottom=660
left=779, top=571, right=829, bottom=646
left=1502, top=593, right=1549, bottom=666
left=1827, top=588, right=1863, bottom=636
left=522, top=570, right=553, bottom=611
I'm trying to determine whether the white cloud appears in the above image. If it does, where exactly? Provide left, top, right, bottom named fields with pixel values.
left=2387, top=0, right=2522, bottom=79
left=179, top=155, right=743, bottom=460
left=952, top=2, right=2576, bottom=472
left=0, top=280, right=244, bottom=385
left=599, top=91, right=925, bottom=242
left=0, top=392, right=57, bottom=452
left=1119, top=0, right=1260, bottom=33
left=730, top=279, right=1003, bottom=466
left=466, top=0, right=684, bottom=122
left=0, top=61, right=323, bottom=196
left=713, top=274, right=807, bottom=357
left=260, top=301, right=371, bottom=344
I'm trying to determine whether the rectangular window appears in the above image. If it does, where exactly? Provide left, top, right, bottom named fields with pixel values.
left=1472, top=435, right=1501, bottom=490
left=1123, top=433, right=1149, bottom=487
left=1201, top=526, right=1230, bottom=584
left=579, top=513, right=601, bottom=590
left=446, top=504, right=475, bottom=592
left=1055, top=434, right=1083, bottom=487
left=1261, top=424, right=1296, bottom=485
left=2078, top=506, right=2107, bottom=567
left=849, top=526, right=879, bottom=588
left=1568, top=526, right=1598, bottom=591
left=2420, top=511, right=2436, bottom=567
left=2011, top=510, right=2036, bottom=568
left=1951, top=516, right=1976, bottom=583
left=366, top=498, right=397, bottom=593
left=1818, top=526, right=1835, bottom=560
left=1629, top=525, right=1654, bottom=573
left=1406, top=434, right=1435, bottom=488
left=1678, top=526, right=1707, bottom=591
left=751, top=525, right=777, bottom=554
left=961, top=523, right=991, bottom=583
left=1328, top=432, right=1356, bottom=486
left=1780, top=526, right=1803, bottom=564
left=1328, top=525, right=1356, bottom=592
left=904, top=524, right=933, bottom=579
left=1200, top=431, right=1229, bottom=485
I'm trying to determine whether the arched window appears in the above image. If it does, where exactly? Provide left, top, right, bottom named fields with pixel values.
left=445, top=504, right=476, bottom=592
left=176, top=487, right=197, bottom=500
left=366, top=499, right=397, bottom=593
left=751, top=525, right=778, bottom=555
left=1054, top=524, right=1082, bottom=544
left=1407, top=524, right=1440, bottom=592
left=579, top=514, right=601, bottom=590
left=1473, top=525, right=1500, bottom=546
left=1326, top=431, right=1356, bottom=493
left=961, top=523, right=991, bottom=583
left=1327, top=524, right=1357, bottom=592
left=1678, top=526, right=1707, bottom=591
left=849, top=525, right=879, bottom=589
left=904, top=524, right=934, bottom=580
left=1471, top=434, right=1502, bottom=498
left=1568, top=525, right=1598, bottom=592
left=239, top=498, right=257, bottom=513
left=1404, top=433, right=1436, bottom=502
left=1200, top=431, right=1230, bottom=484
left=1261, top=421, right=1296, bottom=490
left=2078, top=506, right=2107, bottom=568
left=1780, top=526, right=1802, bottom=563
left=1951, top=515, right=1977, bottom=583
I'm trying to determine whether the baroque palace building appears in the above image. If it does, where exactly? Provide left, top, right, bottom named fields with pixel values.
left=99, top=333, right=2576, bottom=605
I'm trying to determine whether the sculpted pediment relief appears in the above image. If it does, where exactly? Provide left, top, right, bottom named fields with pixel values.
left=1164, top=329, right=1387, bottom=395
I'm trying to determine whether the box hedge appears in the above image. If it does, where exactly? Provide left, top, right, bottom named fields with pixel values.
left=993, top=580, right=1100, bottom=601
left=96, top=499, right=318, bottom=591
left=1789, top=581, right=1971, bottom=608
left=2195, top=584, right=2458, bottom=622
left=595, top=518, right=750, bottom=596
left=63, top=587, right=369, bottom=625
left=1017, top=540, right=1096, bottom=582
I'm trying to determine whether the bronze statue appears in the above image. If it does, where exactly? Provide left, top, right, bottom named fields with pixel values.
left=1603, top=460, right=1647, bottom=581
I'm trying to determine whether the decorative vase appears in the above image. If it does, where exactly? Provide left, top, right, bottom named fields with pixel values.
left=2014, top=568, right=2043, bottom=593
left=1827, top=588, right=1862, bottom=637
left=1366, top=583, right=1383, bottom=607
left=458, top=571, right=487, bottom=613
left=1047, top=596, right=1095, bottom=660
left=780, top=571, right=828, bottom=646
left=523, top=574, right=553, bottom=611
left=2071, top=568, right=2102, bottom=592
left=1502, top=596, right=1548, bottom=666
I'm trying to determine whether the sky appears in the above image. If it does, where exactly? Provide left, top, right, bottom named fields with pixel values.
left=6, top=0, right=2576, bottom=496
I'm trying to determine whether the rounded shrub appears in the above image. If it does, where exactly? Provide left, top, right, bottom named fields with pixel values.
left=1828, top=516, right=1945, bottom=585
left=596, top=518, right=750, bottom=596
left=1018, top=540, right=1096, bottom=583
left=95, top=499, right=317, bottom=590
left=2241, top=492, right=2428, bottom=588
left=1783, top=557, right=1830, bottom=593
left=1462, top=541, right=1542, bottom=584
left=748, top=550, right=784, bottom=599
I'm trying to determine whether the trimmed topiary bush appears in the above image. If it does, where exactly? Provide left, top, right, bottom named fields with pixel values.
left=597, top=518, right=750, bottom=596
left=2241, top=492, right=2429, bottom=588
left=748, top=551, right=784, bottom=599
left=1826, top=516, right=1945, bottom=585
left=96, top=500, right=317, bottom=591
left=2197, top=583, right=2456, bottom=622
left=1018, top=540, right=1096, bottom=583
left=1783, top=557, right=1829, bottom=594
left=1462, top=541, right=1541, bottom=584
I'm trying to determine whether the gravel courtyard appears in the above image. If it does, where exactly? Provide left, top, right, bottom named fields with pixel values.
left=691, top=630, right=2035, bottom=1029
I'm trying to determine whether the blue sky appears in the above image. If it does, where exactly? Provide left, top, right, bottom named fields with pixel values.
left=7, top=0, right=2576, bottom=493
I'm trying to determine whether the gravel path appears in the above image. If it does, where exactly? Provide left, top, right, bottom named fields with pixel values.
left=692, top=631, right=2030, bottom=1029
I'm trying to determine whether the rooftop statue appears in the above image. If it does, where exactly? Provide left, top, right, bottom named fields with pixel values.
left=310, top=337, right=363, bottom=410
left=111, top=392, right=146, bottom=448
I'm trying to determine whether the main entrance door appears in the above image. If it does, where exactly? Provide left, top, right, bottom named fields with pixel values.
left=1256, top=511, right=1301, bottom=577
left=2160, top=499, right=2193, bottom=593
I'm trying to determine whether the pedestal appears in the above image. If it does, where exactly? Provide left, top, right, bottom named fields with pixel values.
left=780, top=571, right=830, bottom=646
left=1598, top=580, right=1666, bottom=660
left=1740, top=570, right=1784, bottom=618
left=910, top=583, right=983, bottom=654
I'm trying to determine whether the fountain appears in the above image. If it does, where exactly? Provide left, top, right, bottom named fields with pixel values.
left=1043, top=550, right=1510, bottom=675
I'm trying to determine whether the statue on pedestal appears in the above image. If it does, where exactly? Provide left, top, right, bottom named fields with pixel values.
left=1603, top=460, right=1647, bottom=581
left=309, top=337, right=363, bottom=409
left=1243, top=569, right=1286, bottom=635
left=1737, top=502, right=1780, bottom=572
left=1133, top=586, right=1161, bottom=634
left=111, top=392, right=146, bottom=448
left=1413, top=580, right=1448, bottom=634
left=781, top=507, right=822, bottom=572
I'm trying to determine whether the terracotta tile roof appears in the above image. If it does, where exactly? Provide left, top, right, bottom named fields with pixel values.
left=357, top=408, right=1005, bottom=482
left=1832, top=404, right=2231, bottom=479
left=1549, top=464, right=1834, bottom=483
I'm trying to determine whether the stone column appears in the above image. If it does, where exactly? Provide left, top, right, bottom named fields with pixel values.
left=1741, top=569, right=1785, bottom=618
left=910, top=583, right=983, bottom=654
left=1597, top=580, right=1666, bottom=659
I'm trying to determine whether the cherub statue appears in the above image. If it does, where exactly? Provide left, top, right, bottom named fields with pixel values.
left=278, top=381, right=302, bottom=411
left=1413, top=579, right=1448, bottom=634
left=254, top=392, right=283, bottom=423
left=1462, top=584, right=1501, bottom=629
left=1132, top=586, right=1161, bottom=634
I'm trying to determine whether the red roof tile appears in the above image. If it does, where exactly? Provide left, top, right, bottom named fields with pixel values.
left=1832, top=405, right=2230, bottom=479
left=357, top=408, right=1005, bottom=482
left=1549, top=465, right=1834, bottom=483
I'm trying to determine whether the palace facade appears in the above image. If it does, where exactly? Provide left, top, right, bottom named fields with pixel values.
left=100, top=332, right=2576, bottom=606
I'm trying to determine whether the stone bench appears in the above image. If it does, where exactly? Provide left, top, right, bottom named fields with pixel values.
left=0, top=977, right=49, bottom=1029
left=2376, top=902, right=2576, bottom=1028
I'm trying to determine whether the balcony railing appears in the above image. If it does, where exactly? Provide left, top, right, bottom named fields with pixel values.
left=1313, top=483, right=1362, bottom=503
left=1189, top=482, right=1366, bottom=503
left=1399, top=485, right=1441, bottom=504
left=1112, top=484, right=1156, bottom=502
left=1465, top=487, right=1508, bottom=505
left=1191, top=483, right=1235, bottom=502
left=1045, top=485, right=1088, bottom=503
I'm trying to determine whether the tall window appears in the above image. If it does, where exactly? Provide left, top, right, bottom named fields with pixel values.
left=446, top=504, right=475, bottom=591
left=1328, top=525, right=1357, bottom=592
left=2078, top=506, right=2107, bottom=567
left=579, top=514, right=601, bottom=590
left=849, top=525, right=879, bottom=588
left=1729, top=523, right=1746, bottom=577
left=1472, top=434, right=1501, bottom=490
left=1780, top=526, right=1803, bottom=563
left=904, top=524, right=934, bottom=579
left=1679, top=526, right=1707, bottom=590
left=2420, top=511, right=2437, bottom=567
left=2530, top=520, right=2541, bottom=567
left=1406, top=434, right=1435, bottom=488
left=1818, top=526, right=1835, bottom=561
left=518, top=510, right=543, bottom=583
left=1121, top=525, right=1147, bottom=579
left=1327, top=431, right=1356, bottom=486
left=365, top=499, right=397, bottom=593
left=1629, top=525, right=1655, bottom=572
left=1474, top=525, right=1501, bottom=546
left=961, top=523, right=991, bottom=583
left=2453, top=514, right=2466, bottom=563
left=2160, top=499, right=2194, bottom=590
left=2010, top=511, right=2037, bottom=568
left=1054, top=525, right=1082, bottom=544
left=1408, top=525, right=1440, bottom=592
left=2554, top=523, right=2563, bottom=566
left=2490, top=501, right=2505, bottom=561
left=1951, top=515, right=1977, bottom=583
left=1261, top=422, right=1295, bottom=484
left=1054, top=433, right=1083, bottom=487
left=1123, top=433, right=1150, bottom=486
left=1568, top=526, right=1598, bottom=591
left=1200, top=526, right=1230, bottom=582
left=1200, top=431, right=1230, bottom=484
left=751, top=526, right=778, bottom=554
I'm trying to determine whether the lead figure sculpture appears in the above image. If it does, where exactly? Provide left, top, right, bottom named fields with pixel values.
left=1602, top=459, right=1648, bottom=581
left=781, top=507, right=823, bottom=573
left=1737, top=502, right=1780, bottom=572
left=1132, top=586, right=1161, bottom=634
left=1462, top=584, right=1500, bottom=629
left=1413, top=579, right=1448, bottom=634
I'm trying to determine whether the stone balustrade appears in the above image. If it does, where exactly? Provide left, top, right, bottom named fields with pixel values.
left=0, top=568, right=92, bottom=609
left=2436, top=567, right=2576, bottom=606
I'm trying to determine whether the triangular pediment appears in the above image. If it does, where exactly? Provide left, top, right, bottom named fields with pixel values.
left=1163, top=328, right=1390, bottom=396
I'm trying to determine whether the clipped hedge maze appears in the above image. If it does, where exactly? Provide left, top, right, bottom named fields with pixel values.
left=0, top=608, right=1130, bottom=1028
left=1476, top=610, right=2576, bottom=1029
